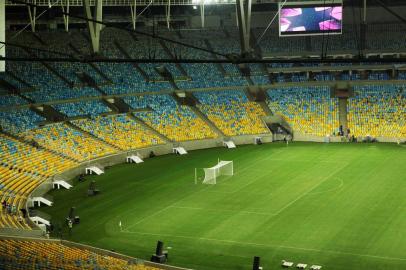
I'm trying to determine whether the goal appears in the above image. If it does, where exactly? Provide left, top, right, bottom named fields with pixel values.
left=196, top=160, right=233, bottom=184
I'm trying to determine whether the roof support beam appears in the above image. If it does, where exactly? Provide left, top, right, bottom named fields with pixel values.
left=236, top=0, right=252, bottom=56
left=200, top=2, right=205, bottom=28
left=363, top=0, right=367, bottom=22
left=0, top=1, right=5, bottom=72
left=61, top=0, right=70, bottom=32
left=166, top=0, right=171, bottom=29
left=360, top=0, right=367, bottom=54
left=83, top=0, right=103, bottom=54
left=130, top=0, right=137, bottom=30
left=27, top=0, right=37, bottom=32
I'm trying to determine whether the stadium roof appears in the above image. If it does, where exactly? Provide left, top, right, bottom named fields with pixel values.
left=5, top=0, right=406, bottom=6
left=5, top=0, right=276, bottom=6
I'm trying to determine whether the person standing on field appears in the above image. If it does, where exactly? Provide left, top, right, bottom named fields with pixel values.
left=68, top=220, right=73, bottom=236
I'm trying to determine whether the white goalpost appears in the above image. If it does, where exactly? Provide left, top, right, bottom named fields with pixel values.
left=195, top=160, right=233, bottom=184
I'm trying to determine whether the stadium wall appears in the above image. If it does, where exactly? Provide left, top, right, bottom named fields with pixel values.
left=26, top=134, right=273, bottom=210
left=293, top=133, right=403, bottom=143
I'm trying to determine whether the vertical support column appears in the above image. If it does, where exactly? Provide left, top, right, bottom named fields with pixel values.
left=95, top=0, right=103, bottom=35
left=0, top=0, right=5, bottom=72
left=200, top=1, right=205, bottom=28
left=363, top=0, right=367, bottom=22
left=235, top=4, right=238, bottom=27
left=83, top=0, right=103, bottom=54
left=360, top=0, right=367, bottom=52
left=391, top=68, right=396, bottom=79
left=305, top=36, right=312, bottom=51
left=236, top=0, right=246, bottom=52
left=338, top=98, right=349, bottom=136
left=166, top=0, right=171, bottom=29
left=245, top=0, right=251, bottom=46
left=61, top=0, right=70, bottom=32
left=236, top=0, right=252, bottom=56
left=27, top=0, right=37, bottom=33
left=130, top=0, right=137, bottom=30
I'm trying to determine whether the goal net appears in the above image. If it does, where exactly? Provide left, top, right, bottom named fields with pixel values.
left=200, top=160, right=233, bottom=184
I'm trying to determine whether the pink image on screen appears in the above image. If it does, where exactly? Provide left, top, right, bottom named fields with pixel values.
left=330, top=7, right=343, bottom=20
left=280, top=18, right=291, bottom=32
left=319, top=20, right=341, bottom=30
left=281, top=8, right=302, bottom=18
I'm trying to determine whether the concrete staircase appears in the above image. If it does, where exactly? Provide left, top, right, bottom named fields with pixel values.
left=263, top=115, right=293, bottom=135
left=0, top=77, right=34, bottom=103
left=158, top=40, right=189, bottom=77
left=76, top=72, right=107, bottom=95
left=258, top=101, right=274, bottom=116
left=171, top=92, right=225, bottom=138
left=128, top=113, right=171, bottom=143
left=244, top=87, right=274, bottom=116
left=114, top=40, right=150, bottom=81
left=66, top=122, right=124, bottom=151
left=69, top=42, right=111, bottom=83
left=189, top=105, right=225, bottom=138
left=338, top=98, right=349, bottom=135
left=3, top=71, right=33, bottom=90
left=204, top=39, right=227, bottom=76
left=31, top=103, right=67, bottom=122
left=23, top=48, right=73, bottom=88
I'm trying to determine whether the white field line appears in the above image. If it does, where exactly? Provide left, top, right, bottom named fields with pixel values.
left=121, top=230, right=406, bottom=262
left=127, top=149, right=284, bottom=229
left=307, top=178, right=344, bottom=195
left=122, top=160, right=404, bottom=263
left=170, top=206, right=275, bottom=216
left=265, top=159, right=348, bottom=164
left=204, top=189, right=271, bottom=195
left=128, top=155, right=348, bottom=229
left=272, top=163, right=349, bottom=216
left=228, top=150, right=285, bottom=193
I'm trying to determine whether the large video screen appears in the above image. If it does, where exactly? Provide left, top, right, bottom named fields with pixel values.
left=279, top=2, right=343, bottom=36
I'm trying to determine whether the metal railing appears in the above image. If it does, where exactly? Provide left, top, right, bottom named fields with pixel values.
left=5, top=0, right=281, bottom=6
left=5, top=0, right=249, bottom=6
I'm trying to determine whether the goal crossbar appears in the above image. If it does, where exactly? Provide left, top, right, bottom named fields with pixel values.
left=201, top=160, right=233, bottom=185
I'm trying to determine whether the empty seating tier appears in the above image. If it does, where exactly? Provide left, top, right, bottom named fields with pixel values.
left=125, top=95, right=217, bottom=141
left=267, top=87, right=339, bottom=137
left=72, top=114, right=164, bottom=150
left=348, top=85, right=406, bottom=138
left=21, top=123, right=116, bottom=162
left=0, top=239, right=160, bottom=270
left=194, top=90, right=269, bottom=136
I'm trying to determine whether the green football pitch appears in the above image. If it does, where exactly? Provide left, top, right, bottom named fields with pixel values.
left=43, top=142, right=406, bottom=270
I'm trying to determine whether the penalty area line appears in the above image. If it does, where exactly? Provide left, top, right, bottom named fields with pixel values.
left=120, top=230, right=406, bottom=262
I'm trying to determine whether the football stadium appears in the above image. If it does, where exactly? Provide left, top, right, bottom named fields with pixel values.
left=0, top=1, right=405, bottom=270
